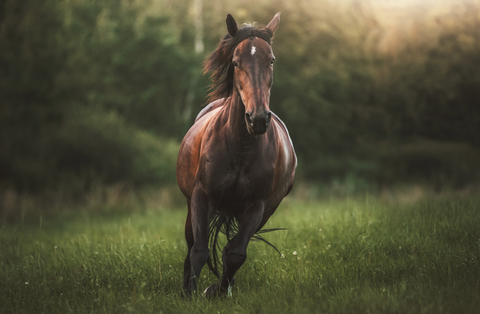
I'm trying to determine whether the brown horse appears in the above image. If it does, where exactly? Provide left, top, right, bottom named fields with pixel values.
left=176, top=12, right=296, bottom=298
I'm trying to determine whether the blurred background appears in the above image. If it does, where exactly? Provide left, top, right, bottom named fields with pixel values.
left=1, top=0, right=480, bottom=221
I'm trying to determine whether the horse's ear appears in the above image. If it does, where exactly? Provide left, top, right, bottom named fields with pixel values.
left=265, top=12, right=281, bottom=37
left=226, top=14, right=238, bottom=37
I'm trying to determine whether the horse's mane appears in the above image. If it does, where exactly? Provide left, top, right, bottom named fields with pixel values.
left=203, top=24, right=273, bottom=104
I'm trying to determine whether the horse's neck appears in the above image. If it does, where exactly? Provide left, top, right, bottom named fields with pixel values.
left=226, top=93, right=256, bottom=152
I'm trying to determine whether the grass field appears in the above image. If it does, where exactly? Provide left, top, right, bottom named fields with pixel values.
left=1, top=195, right=479, bottom=313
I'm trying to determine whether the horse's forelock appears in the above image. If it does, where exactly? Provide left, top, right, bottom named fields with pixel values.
left=203, top=26, right=273, bottom=105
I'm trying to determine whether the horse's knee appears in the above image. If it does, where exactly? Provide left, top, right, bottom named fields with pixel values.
left=224, top=249, right=247, bottom=269
left=190, top=245, right=209, bottom=266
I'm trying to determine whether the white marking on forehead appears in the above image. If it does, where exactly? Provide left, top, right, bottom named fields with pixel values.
left=251, top=46, right=256, bottom=56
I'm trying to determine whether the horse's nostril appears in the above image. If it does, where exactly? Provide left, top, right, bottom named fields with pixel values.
left=266, top=112, right=272, bottom=124
left=245, top=112, right=253, bottom=125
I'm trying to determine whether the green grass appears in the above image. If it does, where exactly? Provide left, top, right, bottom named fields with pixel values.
left=1, top=196, right=479, bottom=313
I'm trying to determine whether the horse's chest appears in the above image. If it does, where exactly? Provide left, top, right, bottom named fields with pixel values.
left=202, top=153, right=273, bottom=204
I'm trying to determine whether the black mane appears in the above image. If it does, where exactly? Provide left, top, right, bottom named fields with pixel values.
left=203, top=25, right=273, bottom=104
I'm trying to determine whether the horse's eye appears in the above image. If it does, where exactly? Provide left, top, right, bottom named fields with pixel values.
left=232, top=61, right=239, bottom=68
left=270, top=58, right=276, bottom=66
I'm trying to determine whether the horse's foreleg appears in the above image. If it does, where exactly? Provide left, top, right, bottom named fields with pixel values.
left=205, top=202, right=264, bottom=298
left=182, top=201, right=194, bottom=295
left=185, top=186, right=211, bottom=296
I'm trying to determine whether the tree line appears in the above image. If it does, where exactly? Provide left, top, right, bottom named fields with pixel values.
left=1, top=0, right=479, bottom=196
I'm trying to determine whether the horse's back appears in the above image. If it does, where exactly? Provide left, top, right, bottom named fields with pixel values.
left=195, top=98, right=225, bottom=122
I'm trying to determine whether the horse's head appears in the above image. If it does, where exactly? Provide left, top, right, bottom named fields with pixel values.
left=227, top=13, right=280, bottom=135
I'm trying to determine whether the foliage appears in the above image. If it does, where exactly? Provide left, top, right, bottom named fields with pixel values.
left=0, top=0, right=188, bottom=192
left=53, top=107, right=179, bottom=186
left=1, top=196, right=479, bottom=313
left=1, top=0, right=480, bottom=195
left=61, top=0, right=202, bottom=138
left=0, top=0, right=67, bottom=190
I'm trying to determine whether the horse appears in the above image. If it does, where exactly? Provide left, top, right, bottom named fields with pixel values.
left=176, top=12, right=297, bottom=298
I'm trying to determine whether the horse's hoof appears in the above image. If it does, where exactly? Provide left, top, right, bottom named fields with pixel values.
left=203, top=279, right=235, bottom=299
left=203, top=284, right=220, bottom=299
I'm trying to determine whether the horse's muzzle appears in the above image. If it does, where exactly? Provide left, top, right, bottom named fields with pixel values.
left=245, top=111, right=272, bottom=135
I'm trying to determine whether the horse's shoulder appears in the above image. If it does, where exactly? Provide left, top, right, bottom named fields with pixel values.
left=271, top=112, right=292, bottom=140
left=271, top=111, right=297, bottom=171
left=195, top=98, right=226, bottom=122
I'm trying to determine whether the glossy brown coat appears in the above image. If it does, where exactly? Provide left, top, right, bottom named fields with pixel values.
left=176, top=12, right=296, bottom=298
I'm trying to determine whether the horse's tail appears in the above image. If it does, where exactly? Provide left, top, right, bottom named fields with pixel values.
left=206, top=213, right=286, bottom=278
